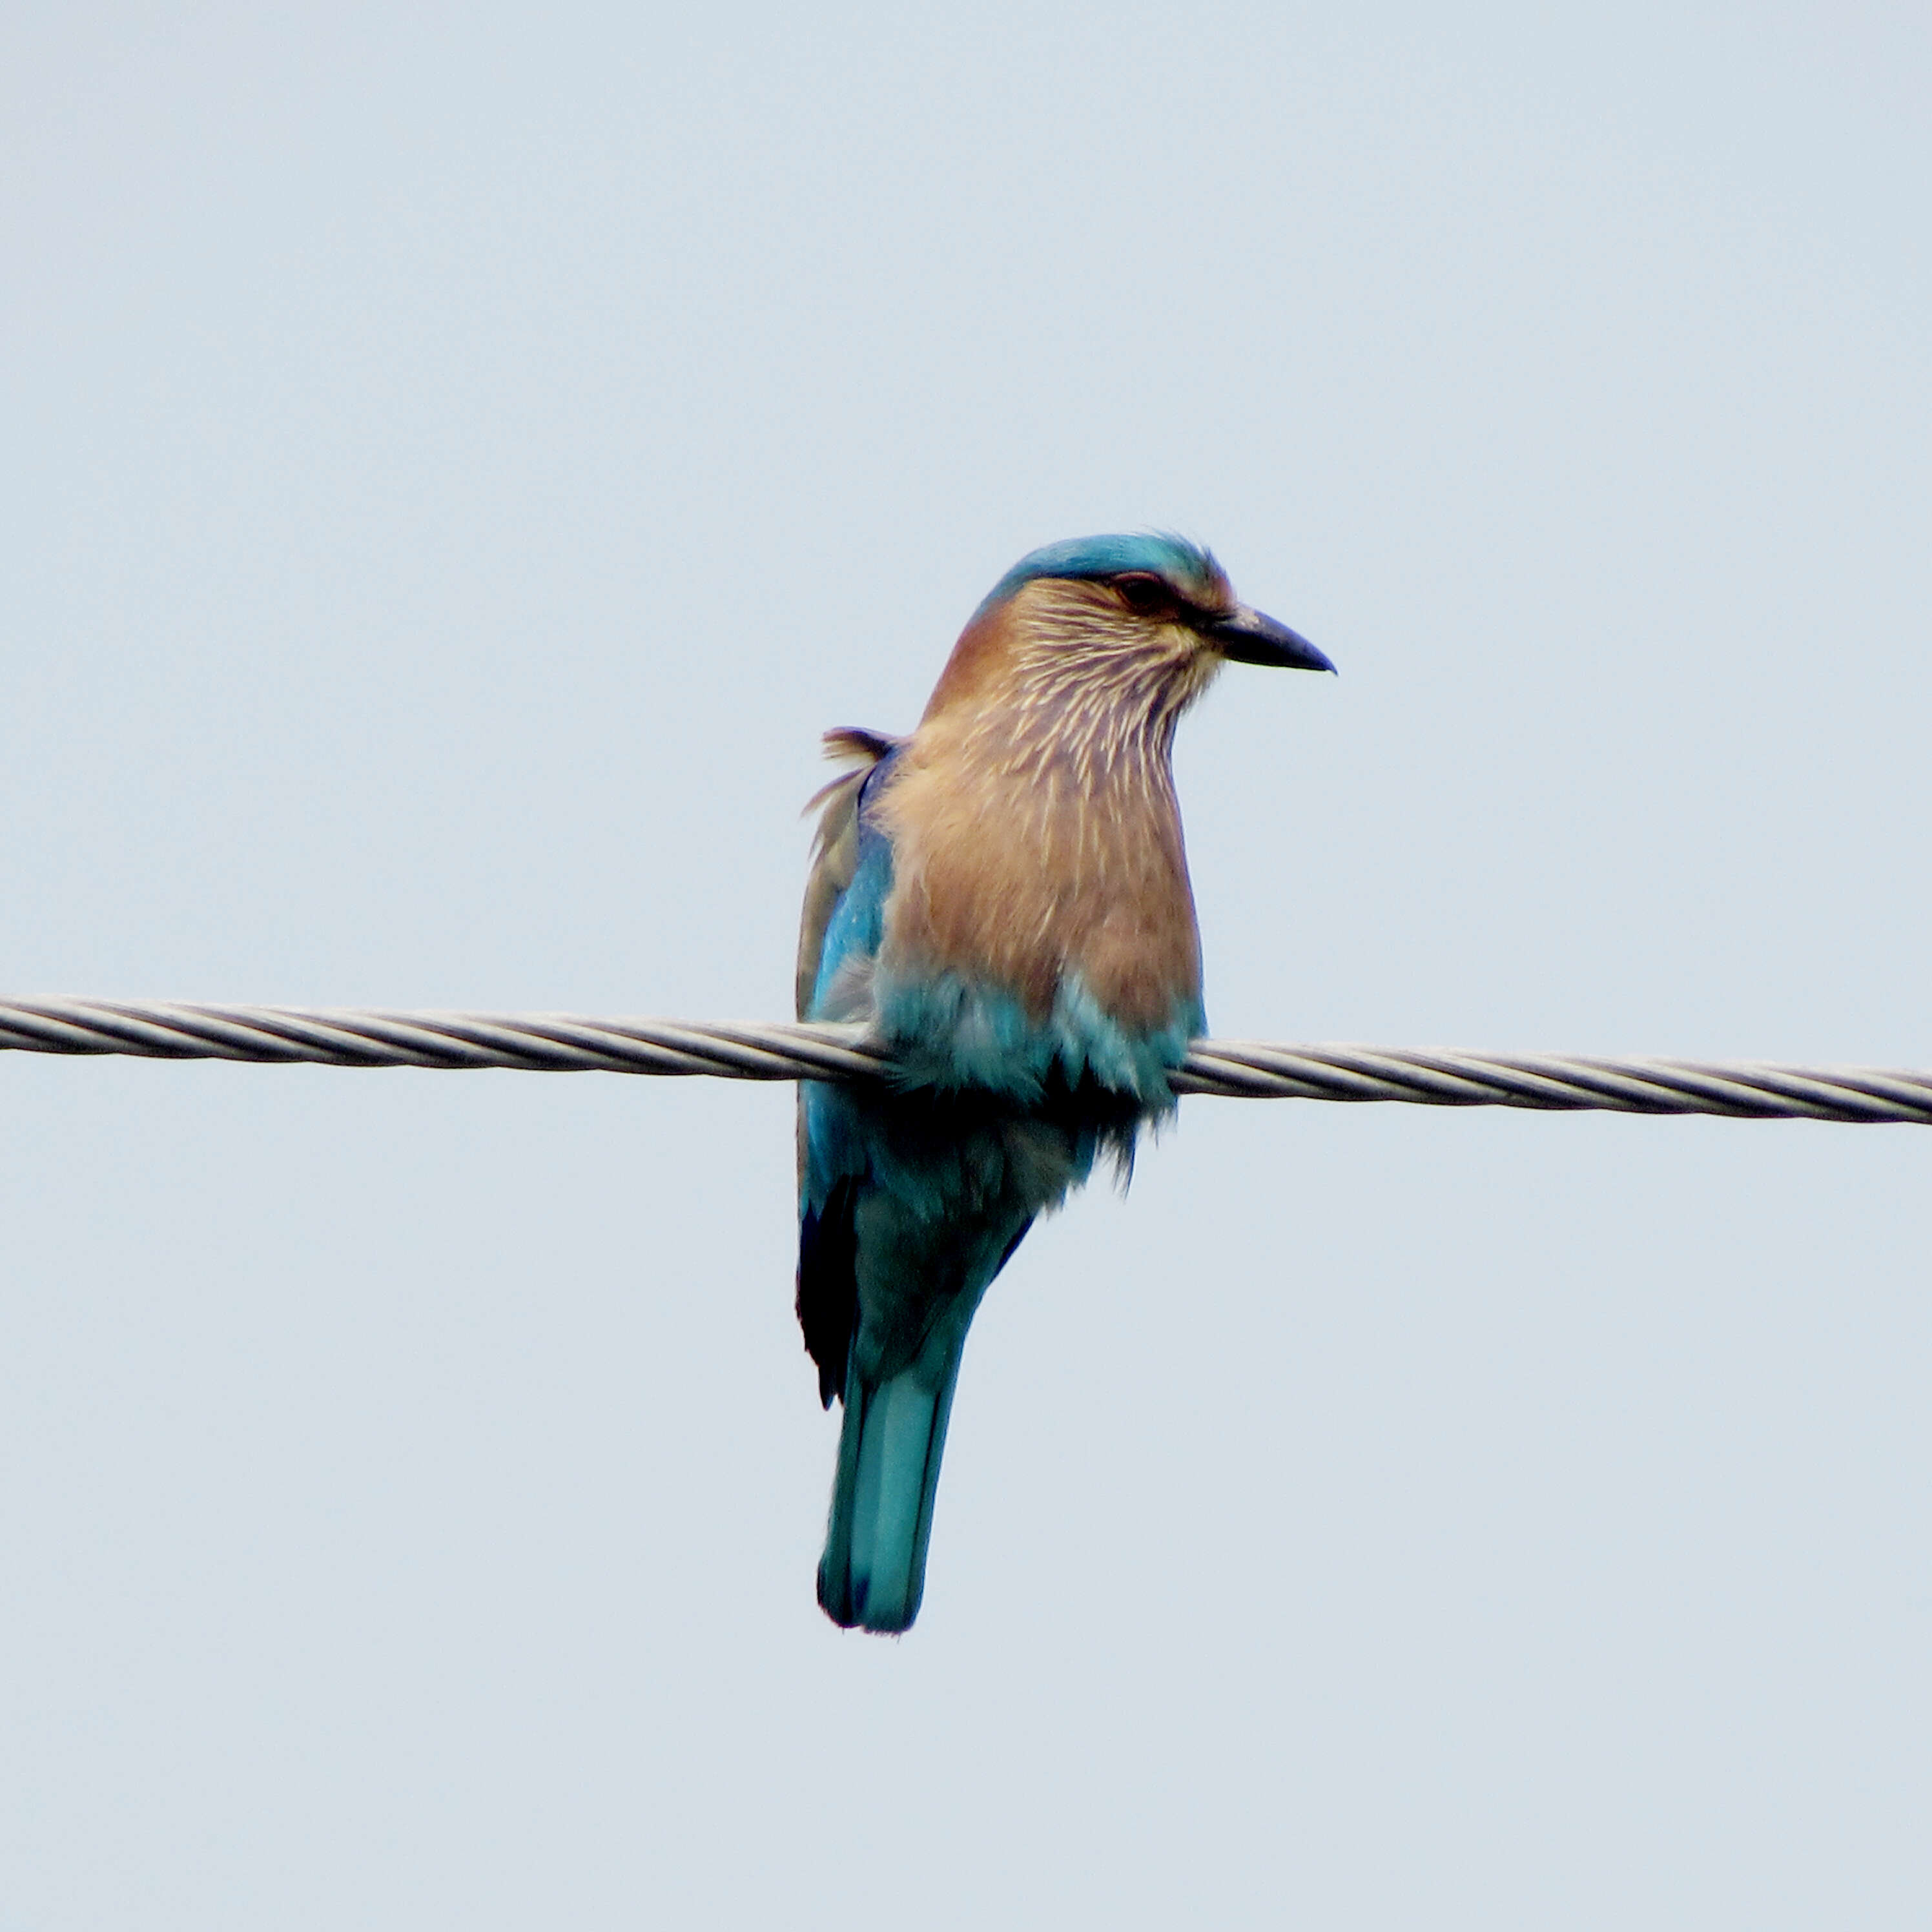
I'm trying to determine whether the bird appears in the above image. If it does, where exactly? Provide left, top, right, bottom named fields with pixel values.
left=796, top=534, right=1333, bottom=1632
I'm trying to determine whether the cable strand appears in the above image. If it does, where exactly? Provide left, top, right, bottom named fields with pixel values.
left=2, top=996, right=1926, bottom=1127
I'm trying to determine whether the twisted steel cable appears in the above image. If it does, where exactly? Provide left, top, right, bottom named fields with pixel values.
left=3, top=995, right=1929, bottom=1125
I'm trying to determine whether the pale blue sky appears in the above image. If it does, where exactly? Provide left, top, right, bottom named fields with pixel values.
left=3, top=5, right=1929, bottom=1925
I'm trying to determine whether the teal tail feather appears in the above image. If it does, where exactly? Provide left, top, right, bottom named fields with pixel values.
left=817, top=1341, right=967, bottom=1634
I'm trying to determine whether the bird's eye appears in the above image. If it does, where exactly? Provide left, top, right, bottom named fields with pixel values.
left=1115, top=573, right=1176, bottom=617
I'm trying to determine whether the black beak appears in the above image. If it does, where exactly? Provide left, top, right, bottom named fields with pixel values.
left=1206, top=605, right=1335, bottom=673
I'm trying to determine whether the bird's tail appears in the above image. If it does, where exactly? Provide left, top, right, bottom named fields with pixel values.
left=817, top=1337, right=968, bottom=1634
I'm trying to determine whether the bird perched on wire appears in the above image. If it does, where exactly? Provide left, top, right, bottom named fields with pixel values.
left=796, top=534, right=1333, bottom=1632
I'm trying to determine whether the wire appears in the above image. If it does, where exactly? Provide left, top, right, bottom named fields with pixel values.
left=3, top=995, right=1927, bottom=1124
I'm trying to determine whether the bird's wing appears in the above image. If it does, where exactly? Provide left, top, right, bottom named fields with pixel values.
left=796, top=728, right=901, bottom=1408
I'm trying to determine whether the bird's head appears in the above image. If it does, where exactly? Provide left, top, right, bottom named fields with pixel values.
left=922, top=534, right=1333, bottom=731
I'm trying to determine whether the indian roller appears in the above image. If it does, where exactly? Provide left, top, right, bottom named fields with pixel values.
left=796, top=535, right=1333, bottom=1632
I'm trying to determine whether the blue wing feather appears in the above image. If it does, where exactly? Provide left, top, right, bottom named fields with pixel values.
left=796, top=744, right=899, bottom=1408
